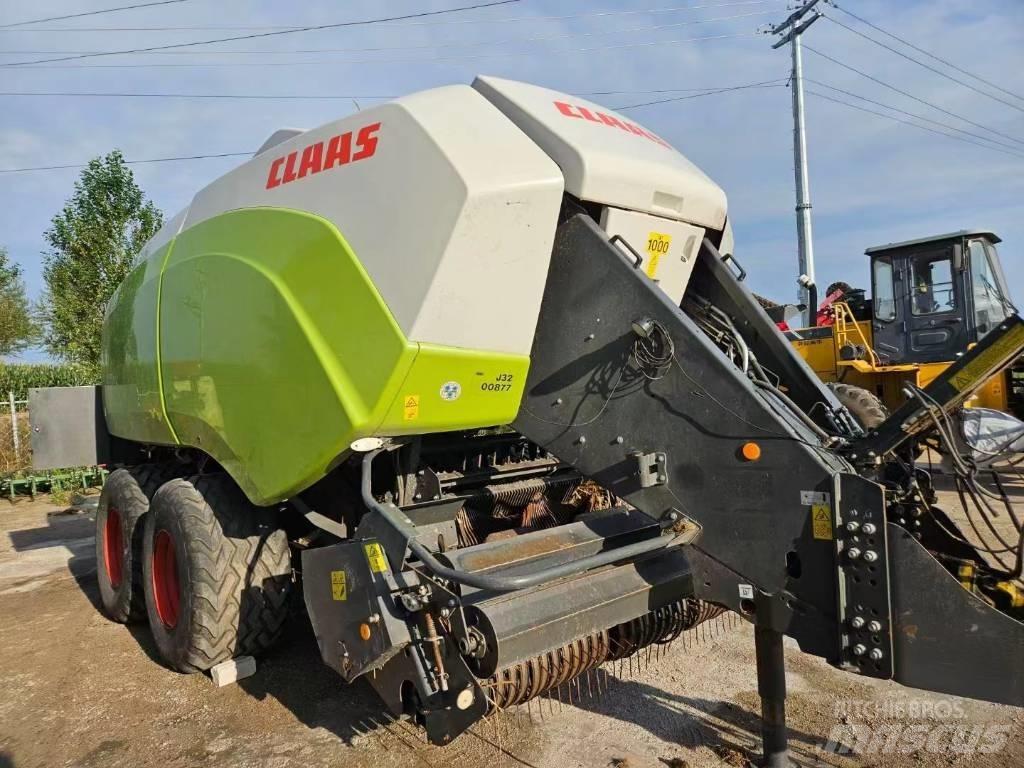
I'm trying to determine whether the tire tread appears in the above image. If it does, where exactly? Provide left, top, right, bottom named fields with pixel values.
left=146, top=475, right=292, bottom=673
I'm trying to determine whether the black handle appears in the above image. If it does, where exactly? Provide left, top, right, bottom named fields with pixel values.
left=722, top=251, right=747, bottom=282
left=610, top=234, right=644, bottom=270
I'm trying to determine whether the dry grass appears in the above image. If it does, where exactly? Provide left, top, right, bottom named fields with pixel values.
left=0, top=409, right=32, bottom=475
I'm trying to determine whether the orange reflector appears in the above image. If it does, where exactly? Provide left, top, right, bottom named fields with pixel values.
left=359, top=623, right=372, bottom=641
left=741, top=442, right=761, bottom=461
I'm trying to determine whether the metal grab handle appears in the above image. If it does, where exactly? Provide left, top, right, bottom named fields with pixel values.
left=610, top=234, right=644, bottom=270
left=360, top=449, right=672, bottom=592
left=720, top=250, right=747, bottom=282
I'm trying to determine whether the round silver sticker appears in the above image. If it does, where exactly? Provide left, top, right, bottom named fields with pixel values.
left=440, top=381, right=462, bottom=401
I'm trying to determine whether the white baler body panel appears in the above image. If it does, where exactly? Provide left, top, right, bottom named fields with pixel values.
left=600, top=207, right=705, bottom=306
left=183, top=85, right=565, bottom=356
left=473, top=76, right=727, bottom=230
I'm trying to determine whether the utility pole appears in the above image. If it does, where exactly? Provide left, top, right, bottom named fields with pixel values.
left=770, top=0, right=822, bottom=325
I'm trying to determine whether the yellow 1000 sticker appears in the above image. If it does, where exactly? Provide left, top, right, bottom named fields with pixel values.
left=645, top=231, right=672, bottom=279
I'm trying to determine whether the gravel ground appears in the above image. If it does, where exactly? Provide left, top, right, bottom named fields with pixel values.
left=0, top=491, right=1021, bottom=768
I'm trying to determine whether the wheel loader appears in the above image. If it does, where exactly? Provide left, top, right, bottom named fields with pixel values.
left=29, top=76, right=1024, bottom=765
left=777, top=230, right=1023, bottom=418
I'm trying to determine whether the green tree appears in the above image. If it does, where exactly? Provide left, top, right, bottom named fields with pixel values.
left=40, top=151, right=162, bottom=371
left=0, top=246, right=39, bottom=357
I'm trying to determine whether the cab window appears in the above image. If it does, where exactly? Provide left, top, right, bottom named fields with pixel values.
left=910, top=254, right=955, bottom=315
left=969, top=239, right=1009, bottom=334
left=873, top=258, right=896, bottom=321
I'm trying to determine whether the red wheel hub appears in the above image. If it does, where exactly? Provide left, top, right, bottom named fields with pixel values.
left=102, top=507, right=124, bottom=588
left=152, top=530, right=181, bottom=628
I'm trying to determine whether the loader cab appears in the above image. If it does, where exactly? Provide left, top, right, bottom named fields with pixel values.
left=868, top=230, right=1014, bottom=365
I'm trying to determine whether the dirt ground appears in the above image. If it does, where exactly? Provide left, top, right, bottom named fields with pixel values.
left=0, top=488, right=1021, bottom=768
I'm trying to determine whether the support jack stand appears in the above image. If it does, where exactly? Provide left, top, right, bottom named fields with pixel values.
left=755, top=626, right=796, bottom=768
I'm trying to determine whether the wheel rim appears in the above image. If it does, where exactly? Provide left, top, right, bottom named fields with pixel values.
left=152, top=530, right=181, bottom=628
left=103, top=506, right=124, bottom=588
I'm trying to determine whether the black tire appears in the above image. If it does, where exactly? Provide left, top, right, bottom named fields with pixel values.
left=829, top=382, right=889, bottom=430
left=142, top=474, right=292, bottom=673
left=95, top=464, right=178, bottom=623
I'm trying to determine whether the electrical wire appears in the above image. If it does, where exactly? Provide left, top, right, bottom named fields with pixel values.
left=804, top=88, right=1024, bottom=162
left=802, top=44, right=1024, bottom=149
left=822, top=12, right=1024, bottom=115
left=0, top=151, right=253, bottom=174
left=614, top=79, right=787, bottom=109
left=0, top=10, right=779, bottom=59
left=827, top=1, right=1024, bottom=106
left=633, top=320, right=675, bottom=380
left=0, top=0, right=523, bottom=67
left=915, top=384, right=1022, bottom=508
left=0, top=77, right=780, bottom=174
left=0, top=0, right=785, bottom=33
left=7, top=31, right=758, bottom=70
left=905, top=385, right=1023, bottom=578
left=0, top=0, right=192, bottom=29
left=0, top=91, right=401, bottom=101
left=804, top=78, right=1024, bottom=156
left=0, top=84, right=777, bottom=101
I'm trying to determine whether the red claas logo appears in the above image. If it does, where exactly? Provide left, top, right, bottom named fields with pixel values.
left=266, top=121, right=381, bottom=189
left=553, top=101, right=671, bottom=148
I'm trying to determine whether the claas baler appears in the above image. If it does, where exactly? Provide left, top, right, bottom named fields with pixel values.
left=34, top=76, right=1023, bottom=763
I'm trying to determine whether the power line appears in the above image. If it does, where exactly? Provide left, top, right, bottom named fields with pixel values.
left=0, top=91, right=398, bottom=101
left=0, top=82, right=775, bottom=174
left=0, top=151, right=253, bottom=174
left=0, top=85, right=773, bottom=101
left=805, top=78, right=1024, bottom=155
left=0, top=0, right=783, bottom=33
left=9, top=31, right=758, bottom=70
left=827, top=1, right=1024, bottom=105
left=0, top=0, right=192, bottom=29
left=802, top=44, right=1024, bottom=148
left=822, top=12, right=1024, bottom=115
left=1, top=0, right=522, bottom=67
left=805, top=88, right=1024, bottom=161
left=614, top=78, right=787, bottom=108
left=0, top=9, right=778, bottom=58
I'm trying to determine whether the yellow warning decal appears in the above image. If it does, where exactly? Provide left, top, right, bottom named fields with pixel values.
left=330, top=570, right=347, bottom=601
left=364, top=542, right=390, bottom=573
left=403, top=394, right=420, bottom=421
left=811, top=504, right=832, bottom=541
left=949, top=323, right=1024, bottom=392
left=645, top=231, right=672, bottom=279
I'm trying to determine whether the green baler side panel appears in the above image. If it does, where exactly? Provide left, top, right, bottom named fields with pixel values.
left=102, top=239, right=179, bottom=446
left=136, top=207, right=528, bottom=505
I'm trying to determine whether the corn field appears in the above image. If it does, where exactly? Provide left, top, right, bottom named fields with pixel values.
left=0, top=363, right=94, bottom=401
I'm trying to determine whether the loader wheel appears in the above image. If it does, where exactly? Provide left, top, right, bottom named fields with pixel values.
left=829, top=382, right=888, bottom=431
left=142, top=474, right=292, bottom=673
left=95, top=464, right=179, bottom=623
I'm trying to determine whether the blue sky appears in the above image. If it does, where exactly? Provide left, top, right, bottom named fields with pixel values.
left=2, top=0, right=1022, bottom=362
